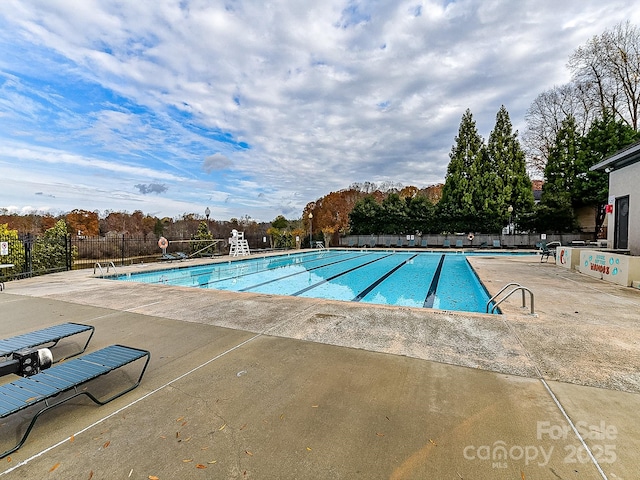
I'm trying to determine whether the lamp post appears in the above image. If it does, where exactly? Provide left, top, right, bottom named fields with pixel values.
left=507, top=205, right=513, bottom=235
left=205, top=207, right=210, bottom=234
left=308, top=212, right=313, bottom=248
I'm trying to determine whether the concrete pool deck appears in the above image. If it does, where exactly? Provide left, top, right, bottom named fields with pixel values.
left=1, top=251, right=639, bottom=479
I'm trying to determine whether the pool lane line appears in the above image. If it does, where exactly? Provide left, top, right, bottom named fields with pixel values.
left=236, top=251, right=376, bottom=292
left=291, top=253, right=395, bottom=297
left=120, top=251, right=346, bottom=287
left=198, top=251, right=370, bottom=290
left=0, top=333, right=263, bottom=477
left=352, top=253, right=419, bottom=302
left=423, top=254, right=445, bottom=308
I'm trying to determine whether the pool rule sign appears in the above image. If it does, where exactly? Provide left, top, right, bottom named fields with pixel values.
left=0, top=242, right=8, bottom=256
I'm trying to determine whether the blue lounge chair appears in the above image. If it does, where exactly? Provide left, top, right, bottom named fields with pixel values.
left=443, top=239, right=451, bottom=248
left=396, top=238, right=404, bottom=248
left=492, top=240, right=501, bottom=248
left=455, top=239, right=463, bottom=248
left=421, top=239, right=427, bottom=247
left=0, top=344, right=150, bottom=458
left=0, top=323, right=94, bottom=364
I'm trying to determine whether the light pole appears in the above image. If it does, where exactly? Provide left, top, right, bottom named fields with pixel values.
left=205, top=207, right=210, bottom=234
left=507, top=205, right=513, bottom=235
left=308, top=212, right=313, bottom=248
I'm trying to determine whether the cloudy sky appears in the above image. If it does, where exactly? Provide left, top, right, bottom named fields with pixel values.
left=1, top=1, right=638, bottom=222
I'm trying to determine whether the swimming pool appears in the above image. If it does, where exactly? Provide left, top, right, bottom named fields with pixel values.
left=112, top=250, right=500, bottom=314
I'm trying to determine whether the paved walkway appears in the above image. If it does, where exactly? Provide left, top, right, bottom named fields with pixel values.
left=1, top=251, right=639, bottom=479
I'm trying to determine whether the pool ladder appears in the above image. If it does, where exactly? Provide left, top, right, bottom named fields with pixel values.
left=487, top=282, right=535, bottom=315
left=94, top=262, right=118, bottom=277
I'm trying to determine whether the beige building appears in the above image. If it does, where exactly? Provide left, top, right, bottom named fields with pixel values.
left=591, top=141, right=640, bottom=255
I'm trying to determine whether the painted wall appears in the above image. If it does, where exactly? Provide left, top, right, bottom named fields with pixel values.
left=608, top=162, right=639, bottom=255
left=556, top=246, right=583, bottom=270
left=579, top=250, right=640, bottom=286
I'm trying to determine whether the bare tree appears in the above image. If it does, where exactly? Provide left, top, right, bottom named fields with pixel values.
left=569, top=20, right=640, bottom=130
left=523, top=83, right=597, bottom=174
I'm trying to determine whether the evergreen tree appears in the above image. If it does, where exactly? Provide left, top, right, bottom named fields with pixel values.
left=537, top=116, right=581, bottom=232
left=406, top=196, right=437, bottom=234
left=574, top=112, right=640, bottom=236
left=472, top=146, right=503, bottom=232
left=380, top=193, right=408, bottom=234
left=487, top=105, right=535, bottom=232
left=349, top=196, right=382, bottom=234
left=439, top=109, right=484, bottom=232
left=153, top=218, right=164, bottom=237
left=32, top=220, right=74, bottom=273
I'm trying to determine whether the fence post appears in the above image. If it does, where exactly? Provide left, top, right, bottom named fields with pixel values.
left=66, top=234, right=72, bottom=271
left=25, top=233, right=33, bottom=278
left=121, top=234, right=126, bottom=267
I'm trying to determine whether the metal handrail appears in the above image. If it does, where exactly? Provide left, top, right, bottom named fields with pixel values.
left=93, top=262, right=104, bottom=276
left=487, top=283, right=535, bottom=315
left=107, top=261, right=118, bottom=275
left=487, top=282, right=524, bottom=310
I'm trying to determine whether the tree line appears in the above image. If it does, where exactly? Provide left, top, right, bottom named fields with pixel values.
left=0, top=209, right=270, bottom=241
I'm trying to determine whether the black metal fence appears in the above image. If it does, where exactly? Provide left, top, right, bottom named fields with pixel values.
left=0, top=233, right=72, bottom=282
left=0, top=232, right=278, bottom=284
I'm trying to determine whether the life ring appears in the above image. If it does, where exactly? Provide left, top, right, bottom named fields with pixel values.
left=467, top=233, right=475, bottom=241
left=158, top=237, right=169, bottom=249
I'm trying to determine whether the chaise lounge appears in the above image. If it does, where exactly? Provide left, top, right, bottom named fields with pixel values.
left=0, top=344, right=150, bottom=458
left=0, top=322, right=94, bottom=364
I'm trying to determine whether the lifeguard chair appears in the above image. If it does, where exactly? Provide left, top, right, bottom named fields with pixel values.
left=229, top=230, right=251, bottom=257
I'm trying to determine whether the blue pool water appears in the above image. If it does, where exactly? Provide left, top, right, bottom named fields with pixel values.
left=112, top=250, right=501, bottom=313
